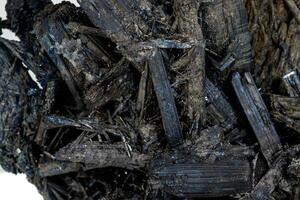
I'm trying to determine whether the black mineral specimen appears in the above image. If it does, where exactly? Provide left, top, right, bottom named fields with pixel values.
left=1, top=0, right=300, bottom=199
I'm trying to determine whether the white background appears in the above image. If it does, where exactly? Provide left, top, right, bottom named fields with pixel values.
left=0, top=1, right=78, bottom=199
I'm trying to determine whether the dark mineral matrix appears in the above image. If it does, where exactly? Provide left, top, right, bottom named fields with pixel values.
left=1, top=0, right=300, bottom=199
